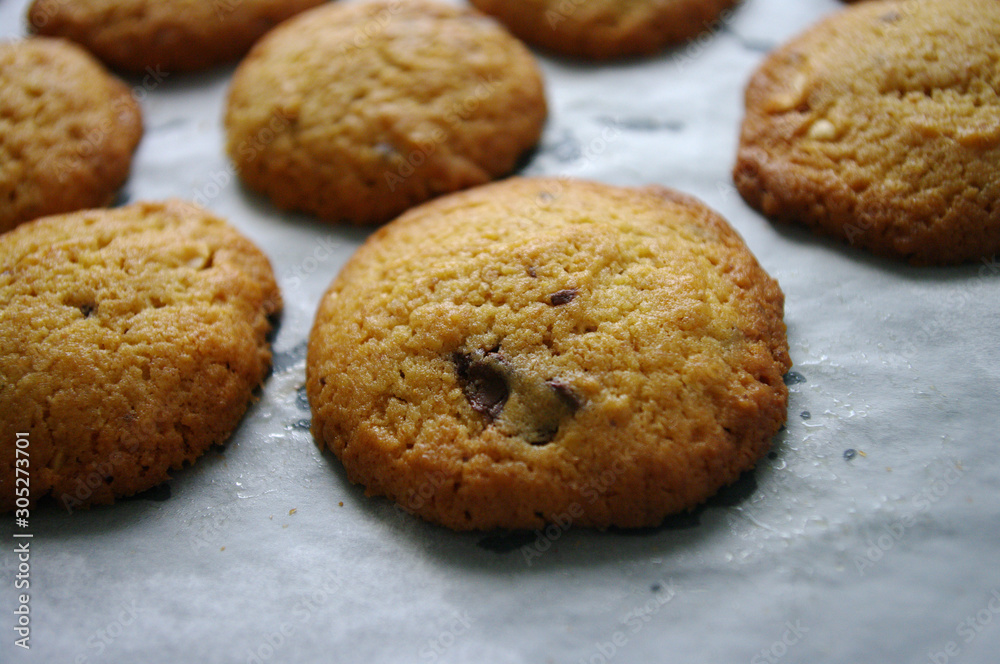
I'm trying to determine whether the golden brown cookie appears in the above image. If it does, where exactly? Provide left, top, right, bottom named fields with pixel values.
left=307, top=177, right=790, bottom=531
left=734, top=0, right=1000, bottom=265
left=468, top=0, right=739, bottom=60
left=0, top=201, right=282, bottom=512
left=0, top=37, right=142, bottom=233
left=26, top=0, right=326, bottom=73
left=224, top=0, right=547, bottom=226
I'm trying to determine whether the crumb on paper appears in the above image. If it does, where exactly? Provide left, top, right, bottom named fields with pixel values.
left=289, top=508, right=297, bottom=515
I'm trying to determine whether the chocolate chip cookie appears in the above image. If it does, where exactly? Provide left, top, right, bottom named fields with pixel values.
left=307, top=177, right=790, bottom=531
left=224, top=0, right=547, bottom=225
left=27, top=0, right=325, bottom=72
left=0, top=200, right=282, bottom=512
left=734, top=0, right=1000, bottom=264
left=469, top=0, right=739, bottom=60
left=0, top=37, right=142, bottom=233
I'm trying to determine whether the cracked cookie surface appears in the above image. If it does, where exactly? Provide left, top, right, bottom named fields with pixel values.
left=307, top=177, right=790, bottom=531
left=0, top=37, right=142, bottom=233
left=225, top=0, right=547, bottom=226
left=469, top=0, right=739, bottom=60
left=734, top=0, right=1000, bottom=265
left=0, top=200, right=282, bottom=511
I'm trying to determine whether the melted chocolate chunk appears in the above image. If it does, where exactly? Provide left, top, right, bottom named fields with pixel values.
left=453, top=347, right=584, bottom=445
left=548, top=288, right=578, bottom=306
left=453, top=350, right=509, bottom=420
left=546, top=380, right=582, bottom=413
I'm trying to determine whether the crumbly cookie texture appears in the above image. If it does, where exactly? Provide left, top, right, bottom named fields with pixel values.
left=225, top=0, right=547, bottom=225
left=734, top=0, right=1000, bottom=265
left=307, top=177, right=790, bottom=531
left=0, top=37, right=142, bottom=233
left=469, top=0, right=738, bottom=60
left=0, top=201, right=282, bottom=512
left=26, top=0, right=325, bottom=72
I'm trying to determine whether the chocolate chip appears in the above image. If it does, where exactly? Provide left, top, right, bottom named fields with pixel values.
left=546, top=380, right=582, bottom=413
left=453, top=350, right=509, bottom=420
left=524, top=422, right=559, bottom=446
left=507, top=377, right=583, bottom=446
left=465, top=365, right=508, bottom=419
left=453, top=348, right=582, bottom=445
left=79, top=304, right=95, bottom=318
left=548, top=288, right=578, bottom=306
left=527, top=266, right=537, bottom=278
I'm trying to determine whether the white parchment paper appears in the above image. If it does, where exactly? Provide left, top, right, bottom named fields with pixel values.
left=2, top=1, right=999, bottom=662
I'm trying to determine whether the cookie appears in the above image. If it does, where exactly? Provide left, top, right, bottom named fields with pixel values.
left=468, top=0, right=739, bottom=60
left=224, top=0, right=547, bottom=226
left=734, top=0, right=1000, bottom=265
left=0, top=37, right=142, bottom=233
left=26, top=0, right=325, bottom=73
left=306, top=177, right=790, bottom=531
left=0, top=201, right=282, bottom=512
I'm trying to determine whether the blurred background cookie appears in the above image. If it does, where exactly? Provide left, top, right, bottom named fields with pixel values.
left=468, top=0, right=739, bottom=60
left=734, top=0, right=1000, bottom=264
left=307, top=177, right=790, bottom=531
left=225, top=0, right=547, bottom=225
left=0, top=200, right=282, bottom=511
left=26, top=0, right=325, bottom=72
left=0, top=37, right=142, bottom=233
